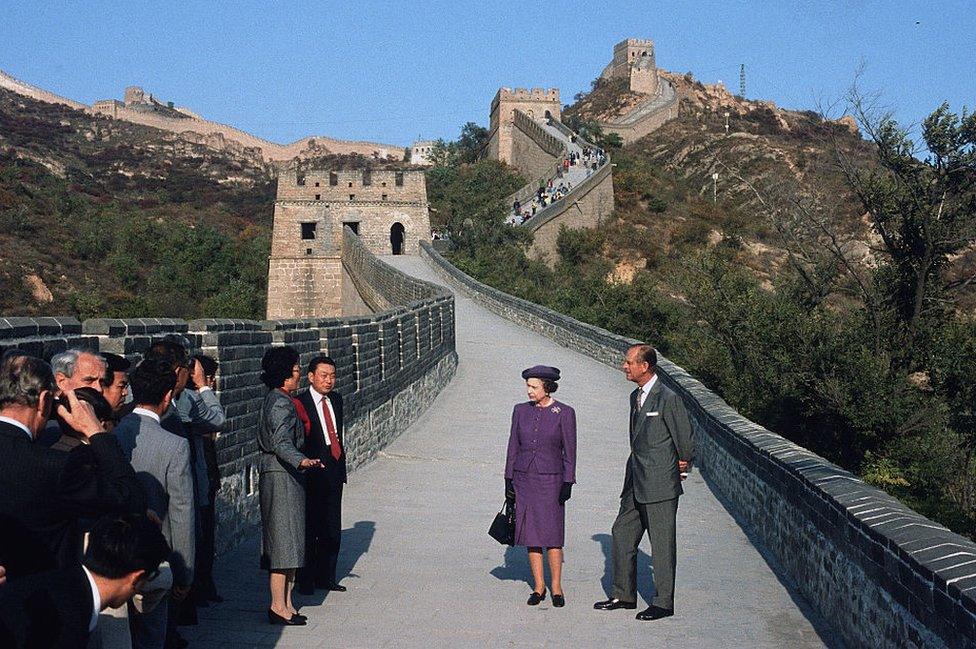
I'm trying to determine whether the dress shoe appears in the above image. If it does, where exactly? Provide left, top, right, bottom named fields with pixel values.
left=552, top=593, right=565, bottom=608
left=327, top=583, right=347, bottom=592
left=593, top=597, right=637, bottom=610
left=636, top=605, right=674, bottom=621
left=527, top=588, right=546, bottom=606
left=291, top=613, right=308, bottom=623
left=267, top=609, right=306, bottom=626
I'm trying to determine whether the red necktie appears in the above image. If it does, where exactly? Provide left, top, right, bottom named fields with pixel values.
left=321, top=397, right=342, bottom=461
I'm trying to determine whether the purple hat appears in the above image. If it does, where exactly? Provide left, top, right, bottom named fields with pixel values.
left=521, top=365, right=560, bottom=381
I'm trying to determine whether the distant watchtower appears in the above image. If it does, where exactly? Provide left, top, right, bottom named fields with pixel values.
left=487, top=88, right=561, bottom=166
left=266, top=168, right=431, bottom=319
left=601, top=38, right=659, bottom=95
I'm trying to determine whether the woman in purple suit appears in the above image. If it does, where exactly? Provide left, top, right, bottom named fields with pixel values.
left=505, top=365, right=577, bottom=607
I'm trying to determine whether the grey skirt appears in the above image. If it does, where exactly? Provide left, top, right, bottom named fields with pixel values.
left=259, top=470, right=306, bottom=570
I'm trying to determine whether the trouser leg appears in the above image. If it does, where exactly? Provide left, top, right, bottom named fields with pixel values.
left=323, top=481, right=343, bottom=584
left=642, top=498, right=679, bottom=610
left=610, top=492, right=645, bottom=602
left=298, top=484, right=320, bottom=589
left=130, top=593, right=168, bottom=649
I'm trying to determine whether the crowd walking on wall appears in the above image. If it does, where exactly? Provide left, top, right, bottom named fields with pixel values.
left=508, top=145, right=607, bottom=225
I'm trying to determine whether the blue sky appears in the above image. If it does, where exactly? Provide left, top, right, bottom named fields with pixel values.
left=1, top=1, right=973, bottom=147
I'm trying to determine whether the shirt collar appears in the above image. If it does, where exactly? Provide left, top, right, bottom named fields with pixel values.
left=0, top=415, right=33, bottom=439
left=639, top=374, right=658, bottom=397
left=81, top=565, right=101, bottom=632
left=310, top=386, right=328, bottom=403
left=132, top=407, right=161, bottom=423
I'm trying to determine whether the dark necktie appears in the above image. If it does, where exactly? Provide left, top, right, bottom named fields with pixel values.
left=321, top=397, right=342, bottom=461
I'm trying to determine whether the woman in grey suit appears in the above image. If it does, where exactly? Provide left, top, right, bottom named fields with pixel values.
left=257, top=346, right=323, bottom=626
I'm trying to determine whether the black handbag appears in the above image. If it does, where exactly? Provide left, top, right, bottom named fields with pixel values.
left=488, top=500, right=515, bottom=546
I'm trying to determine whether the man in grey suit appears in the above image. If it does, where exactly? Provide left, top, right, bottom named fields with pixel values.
left=594, top=344, right=695, bottom=621
left=113, top=358, right=195, bottom=649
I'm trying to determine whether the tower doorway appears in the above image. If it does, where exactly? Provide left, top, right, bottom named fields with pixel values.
left=390, top=222, right=405, bottom=255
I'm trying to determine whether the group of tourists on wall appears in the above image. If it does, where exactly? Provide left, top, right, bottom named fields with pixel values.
left=0, top=336, right=227, bottom=648
left=507, top=145, right=608, bottom=225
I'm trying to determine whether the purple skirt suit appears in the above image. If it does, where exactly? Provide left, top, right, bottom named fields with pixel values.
left=504, top=400, right=577, bottom=547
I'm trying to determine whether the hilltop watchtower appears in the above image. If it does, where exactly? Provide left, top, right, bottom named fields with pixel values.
left=601, top=38, right=659, bottom=95
left=487, top=88, right=561, bottom=166
left=266, top=168, right=431, bottom=318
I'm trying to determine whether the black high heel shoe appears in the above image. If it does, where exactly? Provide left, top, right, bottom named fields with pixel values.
left=267, top=609, right=306, bottom=626
left=527, top=588, right=547, bottom=605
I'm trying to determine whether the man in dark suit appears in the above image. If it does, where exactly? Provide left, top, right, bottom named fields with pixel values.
left=0, top=513, right=170, bottom=649
left=0, top=354, right=146, bottom=580
left=297, top=355, right=348, bottom=595
left=594, top=344, right=695, bottom=621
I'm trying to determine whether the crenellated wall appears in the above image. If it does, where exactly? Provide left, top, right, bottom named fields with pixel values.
left=419, top=242, right=976, bottom=649
left=0, top=237, right=457, bottom=555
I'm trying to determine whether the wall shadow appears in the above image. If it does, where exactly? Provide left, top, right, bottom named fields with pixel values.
left=592, top=533, right=656, bottom=603
left=296, top=520, right=376, bottom=608
left=700, top=472, right=845, bottom=648
left=489, top=545, right=532, bottom=587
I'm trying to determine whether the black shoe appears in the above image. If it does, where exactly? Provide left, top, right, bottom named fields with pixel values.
left=291, top=613, right=308, bottom=623
left=636, top=605, right=674, bottom=621
left=527, top=588, right=546, bottom=606
left=327, top=583, right=347, bottom=592
left=593, top=597, right=637, bottom=610
left=267, top=609, right=306, bottom=626
left=552, top=594, right=565, bottom=608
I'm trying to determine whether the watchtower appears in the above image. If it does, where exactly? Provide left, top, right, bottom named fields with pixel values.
left=266, top=167, right=431, bottom=318
left=602, top=38, right=659, bottom=95
left=487, top=87, right=561, bottom=166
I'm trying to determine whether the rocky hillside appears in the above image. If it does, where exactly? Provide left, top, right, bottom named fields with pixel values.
left=563, top=72, right=885, bottom=292
left=0, top=87, right=416, bottom=319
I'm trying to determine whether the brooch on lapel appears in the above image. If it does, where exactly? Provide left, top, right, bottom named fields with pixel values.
left=551, top=406, right=561, bottom=414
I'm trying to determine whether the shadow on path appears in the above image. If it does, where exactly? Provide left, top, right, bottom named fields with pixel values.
left=700, top=473, right=846, bottom=648
left=296, top=520, right=376, bottom=608
left=592, top=533, right=655, bottom=603
left=489, top=545, right=532, bottom=587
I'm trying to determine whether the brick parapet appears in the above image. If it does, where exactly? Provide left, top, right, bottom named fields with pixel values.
left=418, top=242, right=976, bottom=649
left=0, top=242, right=457, bottom=556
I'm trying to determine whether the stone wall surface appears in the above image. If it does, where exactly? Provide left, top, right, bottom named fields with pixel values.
left=418, top=242, right=976, bottom=649
left=508, top=109, right=565, bottom=182
left=0, top=239, right=457, bottom=555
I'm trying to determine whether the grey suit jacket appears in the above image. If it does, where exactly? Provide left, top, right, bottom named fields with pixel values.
left=114, top=411, right=196, bottom=586
left=256, top=390, right=306, bottom=476
left=622, top=379, right=695, bottom=504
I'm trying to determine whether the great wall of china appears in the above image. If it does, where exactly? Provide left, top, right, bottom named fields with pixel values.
left=5, top=35, right=976, bottom=648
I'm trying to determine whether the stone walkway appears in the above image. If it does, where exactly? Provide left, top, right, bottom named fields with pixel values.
left=182, top=255, right=841, bottom=648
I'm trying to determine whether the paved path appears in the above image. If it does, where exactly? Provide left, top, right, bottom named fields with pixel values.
left=183, top=255, right=840, bottom=648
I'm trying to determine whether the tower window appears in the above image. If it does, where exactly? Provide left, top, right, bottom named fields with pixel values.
left=329, top=172, right=338, bottom=186
left=349, top=194, right=355, bottom=201
left=315, top=181, right=320, bottom=187
left=301, top=222, right=316, bottom=240
left=381, top=194, right=388, bottom=201
left=315, top=194, right=321, bottom=201
left=362, top=169, right=372, bottom=186
left=395, top=171, right=404, bottom=186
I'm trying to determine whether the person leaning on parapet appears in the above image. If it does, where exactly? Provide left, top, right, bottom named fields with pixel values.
left=257, top=346, right=324, bottom=626
left=0, top=513, right=170, bottom=649
left=113, top=358, right=195, bottom=649
left=0, top=353, right=146, bottom=581
left=594, top=344, right=695, bottom=621
left=296, top=355, right=348, bottom=596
